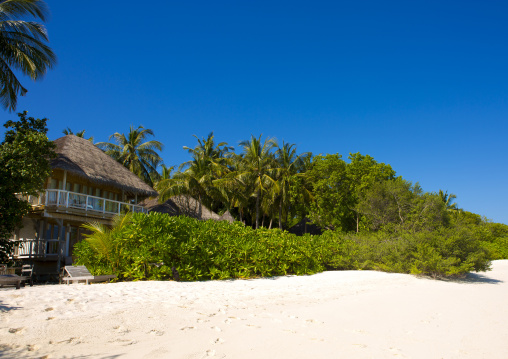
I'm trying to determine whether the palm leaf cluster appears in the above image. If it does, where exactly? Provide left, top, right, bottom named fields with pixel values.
left=156, top=133, right=311, bottom=229
left=62, top=127, right=94, bottom=142
left=97, top=125, right=163, bottom=187
left=0, top=0, right=56, bottom=111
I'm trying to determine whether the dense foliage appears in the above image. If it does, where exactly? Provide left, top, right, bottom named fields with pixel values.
left=73, top=130, right=506, bottom=282
left=0, top=111, right=55, bottom=261
left=74, top=212, right=493, bottom=281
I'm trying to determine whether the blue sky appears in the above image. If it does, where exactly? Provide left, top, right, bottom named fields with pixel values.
left=1, top=1, right=507, bottom=224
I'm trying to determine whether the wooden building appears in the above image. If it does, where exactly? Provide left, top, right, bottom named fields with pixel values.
left=10, top=135, right=157, bottom=275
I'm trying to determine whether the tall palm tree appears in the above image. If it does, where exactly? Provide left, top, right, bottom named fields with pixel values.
left=237, top=135, right=278, bottom=229
left=0, top=0, right=56, bottom=111
left=273, top=142, right=309, bottom=229
left=156, top=133, right=231, bottom=215
left=182, top=132, right=233, bottom=168
left=96, top=125, right=163, bottom=187
left=156, top=158, right=210, bottom=218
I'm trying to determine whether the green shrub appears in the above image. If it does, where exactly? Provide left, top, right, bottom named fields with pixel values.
left=75, top=212, right=492, bottom=281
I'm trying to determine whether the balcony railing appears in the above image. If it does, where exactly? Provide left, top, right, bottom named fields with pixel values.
left=11, top=238, right=64, bottom=259
left=18, top=190, right=148, bottom=216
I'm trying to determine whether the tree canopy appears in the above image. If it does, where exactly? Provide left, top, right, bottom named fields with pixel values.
left=97, top=125, right=163, bottom=187
left=0, top=111, right=55, bottom=261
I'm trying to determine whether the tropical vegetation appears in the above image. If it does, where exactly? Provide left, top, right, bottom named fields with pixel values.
left=0, top=0, right=56, bottom=111
left=74, top=131, right=508, bottom=280
left=62, top=127, right=94, bottom=142
left=97, top=125, right=163, bottom=187
left=0, top=111, right=55, bottom=261
left=74, top=211, right=493, bottom=281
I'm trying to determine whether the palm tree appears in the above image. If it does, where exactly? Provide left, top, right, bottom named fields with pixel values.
left=96, top=125, right=163, bottom=187
left=439, top=189, right=458, bottom=211
left=273, top=142, right=309, bottom=229
left=182, top=132, right=233, bottom=167
left=149, top=161, right=173, bottom=187
left=159, top=164, right=174, bottom=181
left=156, top=157, right=212, bottom=218
left=0, top=0, right=56, bottom=111
left=156, top=133, right=232, bottom=216
left=237, top=135, right=278, bottom=229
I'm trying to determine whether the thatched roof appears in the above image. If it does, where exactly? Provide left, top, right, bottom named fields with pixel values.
left=288, top=218, right=323, bottom=236
left=219, top=210, right=235, bottom=223
left=141, top=195, right=221, bottom=221
left=51, top=135, right=157, bottom=196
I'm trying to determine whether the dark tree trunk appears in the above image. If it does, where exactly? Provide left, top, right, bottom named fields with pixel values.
left=255, top=190, right=260, bottom=229
left=279, top=201, right=283, bottom=229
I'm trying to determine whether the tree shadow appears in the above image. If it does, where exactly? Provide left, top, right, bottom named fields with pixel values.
left=440, top=272, right=503, bottom=284
left=0, top=299, right=22, bottom=313
left=0, top=345, right=123, bottom=359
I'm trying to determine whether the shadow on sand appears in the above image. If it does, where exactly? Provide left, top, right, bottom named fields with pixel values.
left=441, top=272, right=503, bottom=284
left=0, top=345, right=123, bottom=359
left=0, top=299, right=22, bottom=313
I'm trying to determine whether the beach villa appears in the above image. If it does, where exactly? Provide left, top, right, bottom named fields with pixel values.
left=9, top=135, right=157, bottom=276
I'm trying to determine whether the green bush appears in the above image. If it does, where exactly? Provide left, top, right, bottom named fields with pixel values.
left=74, top=212, right=492, bottom=281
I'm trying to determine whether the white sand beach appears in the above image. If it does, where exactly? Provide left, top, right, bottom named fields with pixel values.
left=1, top=260, right=508, bottom=359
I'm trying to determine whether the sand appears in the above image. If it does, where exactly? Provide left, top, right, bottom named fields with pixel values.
left=1, top=260, right=508, bottom=359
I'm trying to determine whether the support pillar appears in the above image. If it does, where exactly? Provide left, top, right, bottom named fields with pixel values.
left=56, top=219, right=64, bottom=274
left=65, top=224, right=71, bottom=257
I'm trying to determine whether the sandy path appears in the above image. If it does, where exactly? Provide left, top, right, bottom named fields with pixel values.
left=1, top=260, right=507, bottom=359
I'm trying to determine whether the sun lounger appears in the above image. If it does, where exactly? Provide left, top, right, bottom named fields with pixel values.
left=0, top=274, right=28, bottom=289
left=61, top=265, right=115, bottom=285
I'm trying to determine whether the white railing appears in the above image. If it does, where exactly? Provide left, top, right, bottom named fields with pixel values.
left=16, top=193, right=45, bottom=206
left=40, top=189, right=147, bottom=215
left=11, top=238, right=64, bottom=259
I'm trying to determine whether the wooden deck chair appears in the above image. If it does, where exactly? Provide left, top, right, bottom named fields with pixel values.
left=0, top=274, right=27, bottom=289
left=61, top=265, right=116, bottom=285
left=21, top=264, right=34, bottom=287
left=61, top=265, right=94, bottom=285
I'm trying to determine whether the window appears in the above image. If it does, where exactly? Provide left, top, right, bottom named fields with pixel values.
left=45, top=224, right=60, bottom=240
left=49, top=178, right=58, bottom=189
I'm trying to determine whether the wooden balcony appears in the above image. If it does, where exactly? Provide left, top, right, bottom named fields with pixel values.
left=11, top=238, right=65, bottom=260
left=19, top=190, right=148, bottom=219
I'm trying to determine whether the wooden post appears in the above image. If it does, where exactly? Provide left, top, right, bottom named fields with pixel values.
left=62, top=170, right=67, bottom=191
left=65, top=224, right=70, bottom=257
left=56, top=219, right=64, bottom=274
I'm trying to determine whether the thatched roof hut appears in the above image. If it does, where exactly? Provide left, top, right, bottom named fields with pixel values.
left=51, top=135, right=157, bottom=196
left=219, top=210, right=235, bottom=223
left=141, top=195, right=221, bottom=221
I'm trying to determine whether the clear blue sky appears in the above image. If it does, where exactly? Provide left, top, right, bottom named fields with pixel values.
left=1, top=0, right=507, bottom=224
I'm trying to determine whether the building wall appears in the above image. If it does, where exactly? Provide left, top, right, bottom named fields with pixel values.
left=16, top=217, right=39, bottom=240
